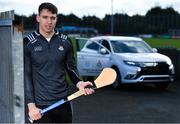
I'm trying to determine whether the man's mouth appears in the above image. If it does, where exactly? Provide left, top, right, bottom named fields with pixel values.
left=45, top=25, right=52, bottom=29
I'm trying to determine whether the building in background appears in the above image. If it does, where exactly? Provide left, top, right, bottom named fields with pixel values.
left=58, top=26, right=98, bottom=37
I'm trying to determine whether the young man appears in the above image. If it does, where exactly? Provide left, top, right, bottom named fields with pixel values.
left=24, top=2, right=94, bottom=123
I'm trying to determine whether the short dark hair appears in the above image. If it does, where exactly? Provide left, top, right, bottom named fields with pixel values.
left=38, top=2, right=58, bottom=14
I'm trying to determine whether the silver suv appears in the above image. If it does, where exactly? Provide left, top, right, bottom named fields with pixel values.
left=77, top=36, right=175, bottom=89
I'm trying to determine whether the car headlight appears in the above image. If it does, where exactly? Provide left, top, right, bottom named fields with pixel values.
left=123, top=60, right=141, bottom=67
left=124, top=61, right=160, bottom=67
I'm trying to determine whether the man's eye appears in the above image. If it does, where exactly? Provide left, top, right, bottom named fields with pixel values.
left=51, top=17, right=56, bottom=20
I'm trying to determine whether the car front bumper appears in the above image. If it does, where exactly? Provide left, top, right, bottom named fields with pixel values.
left=122, top=74, right=174, bottom=83
left=121, top=62, right=175, bottom=84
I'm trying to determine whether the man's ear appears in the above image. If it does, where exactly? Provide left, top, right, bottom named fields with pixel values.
left=36, top=15, right=40, bottom=23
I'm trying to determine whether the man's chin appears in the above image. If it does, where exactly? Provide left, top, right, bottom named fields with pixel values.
left=45, top=29, right=54, bottom=33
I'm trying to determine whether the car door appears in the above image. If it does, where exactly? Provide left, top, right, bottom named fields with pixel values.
left=77, top=39, right=111, bottom=76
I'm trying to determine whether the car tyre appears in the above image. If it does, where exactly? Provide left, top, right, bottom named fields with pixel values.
left=112, top=68, right=121, bottom=89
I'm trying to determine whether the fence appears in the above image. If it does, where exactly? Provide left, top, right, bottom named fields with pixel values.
left=0, top=11, right=24, bottom=123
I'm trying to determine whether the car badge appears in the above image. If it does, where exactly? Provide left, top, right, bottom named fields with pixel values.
left=97, top=60, right=102, bottom=68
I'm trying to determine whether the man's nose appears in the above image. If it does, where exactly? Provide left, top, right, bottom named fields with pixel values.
left=47, top=18, right=52, bottom=24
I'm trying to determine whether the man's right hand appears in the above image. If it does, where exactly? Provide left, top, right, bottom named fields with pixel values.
left=28, top=103, right=42, bottom=121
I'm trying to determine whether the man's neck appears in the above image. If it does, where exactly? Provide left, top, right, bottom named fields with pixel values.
left=39, top=29, right=55, bottom=39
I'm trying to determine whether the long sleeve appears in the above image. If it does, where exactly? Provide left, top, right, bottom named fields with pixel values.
left=24, top=39, right=35, bottom=104
left=65, top=38, right=81, bottom=85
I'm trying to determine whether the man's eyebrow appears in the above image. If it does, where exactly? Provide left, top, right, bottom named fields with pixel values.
left=41, top=15, right=56, bottom=17
left=42, top=15, right=48, bottom=17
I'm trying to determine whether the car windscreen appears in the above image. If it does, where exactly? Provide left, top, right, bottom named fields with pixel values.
left=111, top=40, right=153, bottom=53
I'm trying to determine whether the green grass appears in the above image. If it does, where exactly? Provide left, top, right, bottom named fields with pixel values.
left=66, top=37, right=83, bottom=84
left=143, top=38, right=180, bottom=48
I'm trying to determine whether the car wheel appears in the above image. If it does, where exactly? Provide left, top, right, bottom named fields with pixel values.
left=112, top=68, right=121, bottom=89
left=154, top=82, right=169, bottom=90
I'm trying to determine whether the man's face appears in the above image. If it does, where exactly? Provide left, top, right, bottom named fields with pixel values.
left=36, top=9, right=57, bottom=33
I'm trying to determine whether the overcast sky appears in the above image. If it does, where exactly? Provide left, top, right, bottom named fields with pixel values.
left=0, top=0, right=180, bottom=18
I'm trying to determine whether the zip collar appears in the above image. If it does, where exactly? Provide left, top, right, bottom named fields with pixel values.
left=35, top=29, right=59, bottom=36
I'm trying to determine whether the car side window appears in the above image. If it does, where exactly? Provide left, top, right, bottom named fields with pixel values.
left=86, top=41, right=100, bottom=51
left=101, top=40, right=111, bottom=52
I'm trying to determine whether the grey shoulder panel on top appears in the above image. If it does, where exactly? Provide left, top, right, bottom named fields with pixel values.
left=25, top=31, right=39, bottom=45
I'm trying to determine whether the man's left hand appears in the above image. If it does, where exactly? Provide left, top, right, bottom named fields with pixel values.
left=76, top=81, right=95, bottom=95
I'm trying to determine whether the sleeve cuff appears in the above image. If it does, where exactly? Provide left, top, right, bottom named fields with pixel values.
left=76, top=81, right=84, bottom=89
left=27, top=103, right=35, bottom=107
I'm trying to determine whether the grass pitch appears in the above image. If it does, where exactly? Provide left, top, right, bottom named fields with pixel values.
left=143, top=38, right=180, bottom=48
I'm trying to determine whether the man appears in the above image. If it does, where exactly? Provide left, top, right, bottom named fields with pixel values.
left=24, top=2, right=94, bottom=123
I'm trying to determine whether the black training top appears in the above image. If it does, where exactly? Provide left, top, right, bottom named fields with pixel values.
left=24, top=30, right=81, bottom=105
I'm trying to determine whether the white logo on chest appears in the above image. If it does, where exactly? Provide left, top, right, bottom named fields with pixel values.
left=34, top=46, right=42, bottom=51
left=58, top=46, right=64, bottom=51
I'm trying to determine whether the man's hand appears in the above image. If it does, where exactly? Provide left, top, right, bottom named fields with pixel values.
left=28, top=103, right=42, bottom=121
left=76, top=81, right=95, bottom=95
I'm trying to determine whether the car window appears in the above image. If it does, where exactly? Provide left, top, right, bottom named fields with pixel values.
left=111, top=40, right=153, bottom=53
left=86, top=40, right=100, bottom=51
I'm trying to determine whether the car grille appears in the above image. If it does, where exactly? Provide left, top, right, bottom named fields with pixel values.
left=139, top=62, right=170, bottom=75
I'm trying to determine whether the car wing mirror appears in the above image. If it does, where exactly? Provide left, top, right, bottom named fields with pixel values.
left=99, top=48, right=108, bottom=54
left=152, top=48, right=158, bottom=53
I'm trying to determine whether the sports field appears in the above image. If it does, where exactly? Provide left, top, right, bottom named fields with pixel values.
left=143, top=38, right=180, bottom=48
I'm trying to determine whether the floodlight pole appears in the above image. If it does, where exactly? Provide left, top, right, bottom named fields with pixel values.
left=111, top=0, right=114, bottom=35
